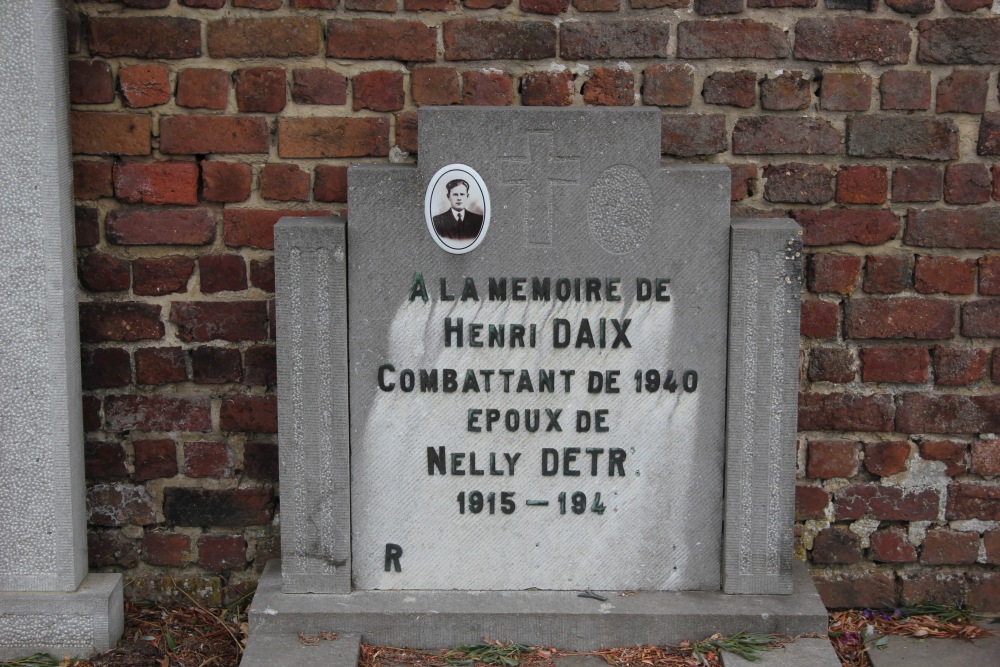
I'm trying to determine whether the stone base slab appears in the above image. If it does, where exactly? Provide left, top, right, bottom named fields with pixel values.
left=0, top=573, right=124, bottom=660
left=245, top=560, right=827, bottom=658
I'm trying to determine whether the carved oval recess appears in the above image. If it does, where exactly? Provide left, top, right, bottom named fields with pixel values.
left=587, top=164, right=653, bottom=255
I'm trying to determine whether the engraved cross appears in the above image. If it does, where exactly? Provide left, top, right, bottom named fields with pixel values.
left=499, top=131, right=581, bottom=246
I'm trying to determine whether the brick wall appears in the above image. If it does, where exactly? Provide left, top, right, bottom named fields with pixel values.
left=68, top=0, right=1000, bottom=609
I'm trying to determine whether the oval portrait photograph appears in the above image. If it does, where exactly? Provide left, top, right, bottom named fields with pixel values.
left=424, top=164, right=490, bottom=255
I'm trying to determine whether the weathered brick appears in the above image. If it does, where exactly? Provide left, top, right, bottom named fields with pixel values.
left=88, top=531, right=138, bottom=569
left=198, top=535, right=246, bottom=571
left=944, top=0, right=992, bottom=9
left=980, top=113, right=1000, bottom=156
left=836, top=166, right=886, bottom=205
left=561, top=21, right=670, bottom=60
left=245, top=441, right=279, bottom=481
left=573, top=0, right=620, bottom=8
left=812, top=527, right=862, bottom=564
left=994, top=348, right=1000, bottom=384
left=105, top=395, right=211, bottom=432
left=244, top=345, right=277, bottom=387
left=582, top=69, right=634, bottom=107
left=963, top=300, right=1000, bottom=337
left=760, top=71, right=811, bottom=111
left=88, top=484, right=155, bottom=527
left=81, top=348, right=131, bottom=390
left=85, top=440, right=129, bottom=479
left=813, top=570, right=897, bottom=610
left=235, top=67, right=286, bottom=113
left=170, top=301, right=269, bottom=342
left=835, top=484, right=940, bottom=520
left=113, top=162, right=199, bottom=206
left=277, top=117, right=389, bottom=158
left=142, top=532, right=191, bottom=567
left=865, top=441, right=911, bottom=476
left=794, top=209, right=900, bottom=246
left=677, top=20, right=790, bottom=59
left=119, top=65, right=170, bottom=108
left=807, top=439, right=860, bottom=479
left=748, top=0, right=814, bottom=5
left=948, top=482, right=1000, bottom=520
left=937, top=69, right=989, bottom=114
left=864, top=254, right=912, bottom=294
left=71, top=112, right=150, bottom=156
left=733, top=117, right=840, bottom=155
left=292, top=68, right=347, bottom=106
left=135, top=346, right=187, bottom=385
left=901, top=572, right=967, bottom=607
left=729, top=164, right=757, bottom=201
left=176, top=68, right=230, bottom=110
left=199, top=255, right=248, bottom=294
left=870, top=527, right=917, bottom=563
left=918, top=18, right=1000, bottom=65
left=808, top=347, right=855, bottom=383
left=221, top=395, right=278, bottom=433
left=250, top=258, right=275, bottom=293
left=922, top=529, right=980, bottom=564
left=642, top=64, right=692, bottom=107
left=66, top=9, right=81, bottom=54
left=521, top=0, right=570, bottom=13
left=134, top=439, right=178, bottom=481
left=846, top=298, right=955, bottom=340
left=406, top=0, right=459, bottom=8
left=463, top=71, right=514, bottom=106
left=124, top=0, right=171, bottom=6
left=234, top=0, right=283, bottom=6
left=82, top=396, right=101, bottom=433
left=69, top=60, right=114, bottom=104
left=944, top=163, right=992, bottom=205
left=799, top=392, right=895, bottom=431
left=880, top=70, right=931, bottom=110
left=396, top=112, right=418, bottom=153
left=994, top=166, right=1000, bottom=201
left=464, top=0, right=513, bottom=6
left=328, top=20, right=436, bottom=61
left=967, top=572, right=1000, bottom=611
left=89, top=17, right=201, bottom=59
left=898, top=393, right=1000, bottom=434
left=821, top=73, right=871, bottom=112
left=107, top=209, right=215, bottom=246
left=182, top=0, right=227, bottom=6
left=260, top=164, right=310, bottom=202
left=223, top=209, right=328, bottom=249
left=801, top=300, right=840, bottom=339
left=980, top=255, right=1000, bottom=295
left=935, top=347, right=989, bottom=385
left=522, top=72, right=574, bottom=107
left=795, top=485, right=829, bottom=520
left=185, top=441, right=234, bottom=477
left=808, top=253, right=862, bottom=294
left=914, top=256, right=976, bottom=295
left=764, top=163, right=833, bottom=205
left=79, top=252, right=130, bottom=292
left=702, top=71, right=756, bottom=108
left=133, top=256, right=195, bottom=296
left=164, top=488, right=275, bottom=527
left=891, top=166, right=940, bottom=202
left=412, top=68, right=462, bottom=106
left=314, top=165, right=348, bottom=203
left=80, top=303, right=163, bottom=343
left=987, top=530, right=1000, bottom=565
left=160, top=116, right=270, bottom=155
left=794, top=18, right=910, bottom=64
left=354, top=71, right=405, bottom=112
left=346, top=0, right=396, bottom=9
left=444, top=20, right=555, bottom=61
left=695, top=0, right=743, bottom=13
left=202, top=162, right=251, bottom=203
left=972, top=439, right=1000, bottom=476
left=906, top=208, right=1000, bottom=249
left=847, top=116, right=958, bottom=161
left=660, top=114, right=726, bottom=157
left=860, top=346, right=931, bottom=383
left=885, top=0, right=933, bottom=12
left=209, top=18, right=320, bottom=58
left=73, top=160, right=113, bottom=200
left=825, top=0, right=875, bottom=8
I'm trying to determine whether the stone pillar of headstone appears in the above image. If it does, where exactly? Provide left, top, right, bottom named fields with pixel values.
left=723, top=218, right=803, bottom=595
left=0, top=0, right=123, bottom=658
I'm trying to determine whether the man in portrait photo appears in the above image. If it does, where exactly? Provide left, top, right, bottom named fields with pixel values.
left=432, top=178, right=484, bottom=241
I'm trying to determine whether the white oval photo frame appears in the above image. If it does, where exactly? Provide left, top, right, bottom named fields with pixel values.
left=424, top=164, right=490, bottom=255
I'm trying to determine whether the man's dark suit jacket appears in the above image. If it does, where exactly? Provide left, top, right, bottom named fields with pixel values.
left=432, top=210, right=484, bottom=240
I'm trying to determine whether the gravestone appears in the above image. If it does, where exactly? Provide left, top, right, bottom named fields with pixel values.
left=243, top=107, right=824, bottom=665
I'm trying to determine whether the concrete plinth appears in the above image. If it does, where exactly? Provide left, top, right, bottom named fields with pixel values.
left=241, top=560, right=828, bottom=666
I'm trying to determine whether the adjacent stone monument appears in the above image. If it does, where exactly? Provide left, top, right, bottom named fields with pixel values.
left=243, top=107, right=823, bottom=665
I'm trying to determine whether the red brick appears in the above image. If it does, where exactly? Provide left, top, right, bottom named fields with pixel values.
left=235, top=0, right=283, bottom=6
left=807, top=439, right=859, bottom=479
left=582, top=69, right=633, bottom=107
left=760, top=71, right=811, bottom=111
left=937, top=70, right=989, bottom=113
left=177, top=68, right=229, bottom=110
left=898, top=393, right=1000, bottom=434
left=795, top=485, right=829, bottom=520
left=801, top=300, right=840, bottom=339
left=411, top=68, right=461, bottom=106
left=695, top=0, right=743, bottom=12
left=118, top=65, right=170, bottom=108
left=107, top=209, right=214, bottom=247
left=521, top=0, right=570, bottom=13
left=880, top=70, right=931, bottom=110
left=328, top=20, right=436, bottom=62
left=74, top=160, right=113, bottom=200
left=847, top=116, right=959, bottom=161
left=79, top=302, right=163, bottom=343
left=848, top=297, right=949, bottom=340
left=948, top=482, right=1000, bottom=519
left=209, top=18, right=320, bottom=58
left=396, top=112, right=418, bottom=153
left=202, top=162, right=251, bottom=204
left=88, top=531, right=138, bottom=569
left=964, top=300, right=1000, bottom=337
left=994, top=166, right=1000, bottom=201
left=135, top=346, right=187, bottom=385
left=182, top=0, right=227, bottom=5
left=250, top=258, right=275, bottom=293
left=702, top=71, right=756, bottom=108
left=561, top=21, right=670, bottom=59
left=235, top=67, right=286, bottom=113
left=922, top=529, right=980, bottom=565
left=972, top=439, right=1000, bottom=475
left=677, top=20, right=789, bottom=59
left=733, top=117, right=840, bottom=155
left=277, top=117, right=389, bottom=158
left=813, top=570, right=897, bottom=610
left=223, top=209, right=328, bottom=249
left=794, top=18, right=910, bottom=65
left=994, top=349, right=1000, bottom=383
left=641, top=64, right=692, bottom=107
left=133, top=256, right=195, bottom=296
left=345, top=0, right=396, bottom=8
left=945, top=0, right=991, bottom=9
left=444, top=20, right=556, bottom=61
left=85, top=440, right=129, bottom=479
left=89, top=17, right=201, bottom=59
left=920, top=440, right=967, bottom=475
left=199, top=255, right=248, bottom=294
left=860, top=346, right=930, bottom=383
left=987, top=531, right=1000, bottom=564
left=353, top=71, right=405, bottom=112
left=934, top=346, right=988, bottom=386
left=314, top=165, right=348, bottom=203
left=244, top=346, right=277, bottom=387
left=909, top=208, right=1000, bottom=250
left=808, top=254, right=861, bottom=294
left=871, top=527, right=918, bottom=563
left=980, top=256, right=1000, bottom=295
left=160, top=116, right=270, bottom=155
left=113, top=162, right=198, bottom=206
left=892, top=166, right=940, bottom=202
left=123, top=0, right=171, bottom=7
left=808, top=347, right=855, bottom=383
left=944, top=163, right=992, bottom=205
left=244, top=441, right=278, bottom=481
left=835, top=484, right=940, bottom=520
left=292, top=68, right=347, bottom=106
left=142, top=532, right=190, bottom=567
left=105, top=395, right=211, bottom=432
left=260, top=164, right=310, bottom=202
left=79, top=252, right=129, bottom=292
left=729, top=164, right=757, bottom=201
left=82, top=395, right=102, bottom=432
left=747, top=0, right=814, bottom=6
left=464, top=0, right=514, bottom=6
left=979, top=113, right=1000, bottom=155
left=795, top=209, right=900, bottom=246
left=170, top=301, right=269, bottom=342
left=81, top=348, right=131, bottom=390
left=864, top=254, right=912, bottom=294
left=516, top=72, right=571, bottom=108
left=67, top=10, right=81, bottom=53
left=406, top=0, right=459, bottom=8
left=88, top=484, right=156, bottom=527
left=799, top=392, right=895, bottom=431
left=865, top=441, right=911, bottom=476
left=836, top=166, right=887, bottom=205
left=763, top=163, right=833, bottom=205
left=902, top=571, right=967, bottom=607
left=185, top=441, right=234, bottom=477
left=71, top=111, right=150, bottom=156
left=221, top=395, right=278, bottom=433
left=198, top=535, right=246, bottom=571
left=821, top=73, right=872, bottom=112
left=812, top=527, right=862, bottom=564
left=69, top=60, right=114, bottom=104
left=918, top=18, right=1000, bottom=65
left=163, top=487, right=274, bottom=526
left=967, top=572, right=1000, bottom=611
left=885, top=0, right=933, bottom=12
left=914, top=255, right=976, bottom=295
left=661, top=114, right=726, bottom=157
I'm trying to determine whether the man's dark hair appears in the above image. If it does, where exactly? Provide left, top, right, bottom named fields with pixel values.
left=445, top=179, right=470, bottom=195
